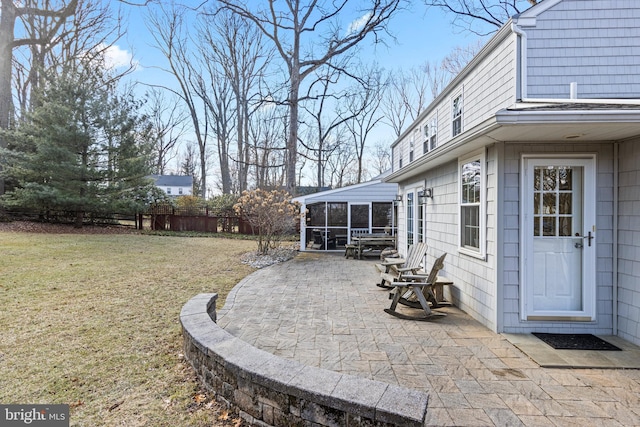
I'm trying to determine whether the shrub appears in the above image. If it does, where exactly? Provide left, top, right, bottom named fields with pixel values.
left=234, top=189, right=300, bottom=255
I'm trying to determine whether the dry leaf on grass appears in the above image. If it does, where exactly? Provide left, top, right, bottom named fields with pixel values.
left=218, top=409, right=230, bottom=421
left=193, top=393, right=207, bottom=404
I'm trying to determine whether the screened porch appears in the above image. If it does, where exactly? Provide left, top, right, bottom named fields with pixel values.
left=303, top=201, right=397, bottom=251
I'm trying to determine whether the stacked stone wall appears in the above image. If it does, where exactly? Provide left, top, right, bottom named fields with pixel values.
left=181, top=293, right=429, bottom=427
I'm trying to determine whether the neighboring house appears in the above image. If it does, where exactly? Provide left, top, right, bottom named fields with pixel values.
left=150, top=175, right=193, bottom=197
left=294, top=172, right=398, bottom=251
left=385, top=0, right=640, bottom=345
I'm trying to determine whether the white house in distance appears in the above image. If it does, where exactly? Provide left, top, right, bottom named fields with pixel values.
left=150, top=175, right=193, bottom=197
left=385, top=0, right=640, bottom=345
left=294, top=172, right=398, bottom=251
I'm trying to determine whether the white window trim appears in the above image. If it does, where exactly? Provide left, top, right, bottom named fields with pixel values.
left=422, top=123, right=429, bottom=154
left=458, top=149, right=486, bottom=260
left=451, top=91, right=463, bottom=137
left=403, top=185, right=425, bottom=252
left=429, top=115, right=438, bottom=151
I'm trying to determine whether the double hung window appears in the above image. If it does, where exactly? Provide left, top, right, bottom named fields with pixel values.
left=422, top=124, right=429, bottom=154
left=409, top=130, right=417, bottom=162
left=459, top=151, right=485, bottom=257
left=422, top=117, right=438, bottom=153
left=452, top=94, right=463, bottom=137
left=429, top=117, right=437, bottom=150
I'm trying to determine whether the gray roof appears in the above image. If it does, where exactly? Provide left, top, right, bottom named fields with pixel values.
left=507, top=103, right=640, bottom=112
left=150, top=175, right=193, bottom=187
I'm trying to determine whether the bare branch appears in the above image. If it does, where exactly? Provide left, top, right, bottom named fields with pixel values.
left=422, top=0, right=535, bottom=35
left=216, top=0, right=406, bottom=190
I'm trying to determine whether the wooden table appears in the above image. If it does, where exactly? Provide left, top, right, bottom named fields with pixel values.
left=351, top=234, right=396, bottom=259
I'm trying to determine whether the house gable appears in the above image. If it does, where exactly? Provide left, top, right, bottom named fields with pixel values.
left=150, top=175, right=193, bottom=197
left=516, top=0, right=640, bottom=100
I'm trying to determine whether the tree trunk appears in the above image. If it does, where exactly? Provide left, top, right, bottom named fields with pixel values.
left=200, top=149, right=207, bottom=198
left=217, top=133, right=232, bottom=194
left=0, top=0, right=17, bottom=195
left=287, top=71, right=300, bottom=192
left=235, top=93, right=245, bottom=193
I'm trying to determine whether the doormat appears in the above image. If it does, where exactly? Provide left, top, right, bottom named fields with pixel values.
left=532, top=333, right=622, bottom=351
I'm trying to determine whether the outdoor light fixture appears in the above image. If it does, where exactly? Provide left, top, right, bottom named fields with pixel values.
left=418, top=188, right=433, bottom=204
left=395, top=194, right=403, bottom=202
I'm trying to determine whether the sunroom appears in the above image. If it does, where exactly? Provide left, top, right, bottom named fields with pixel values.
left=293, top=174, right=398, bottom=251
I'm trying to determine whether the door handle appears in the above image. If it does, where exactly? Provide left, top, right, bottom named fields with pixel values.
left=583, top=231, right=594, bottom=247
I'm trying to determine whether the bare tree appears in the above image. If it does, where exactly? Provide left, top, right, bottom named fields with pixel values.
left=15, top=0, right=125, bottom=117
left=422, top=60, right=449, bottom=100
left=299, top=61, right=365, bottom=188
left=248, top=102, right=288, bottom=188
left=440, top=39, right=484, bottom=76
left=422, top=0, right=536, bottom=35
left=0, top=0, right=78, bottom=195
left=419, top=40, right=484, bottom=101
left=381, top=65, right=430, bottom=138
left=217, top=0, right=405, bottom=191
left=147, top=4, right=210, bottom=198
left=325, top=132, right=357, bottom=188
left=345, top=63, right=386, bottom=183
left=370, top=140, right=391, bottom=175
left=190, top=40, right=235, bottom=194
left=198, top=9, right=273, bottom=193
left=146, top=89, right=188, bottom=175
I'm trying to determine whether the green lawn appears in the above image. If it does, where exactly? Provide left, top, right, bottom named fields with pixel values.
left=0, top=230, right=256, bottom=426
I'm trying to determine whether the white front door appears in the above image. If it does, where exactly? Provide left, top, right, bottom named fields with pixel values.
left=521, top=156, right=597, bottom=321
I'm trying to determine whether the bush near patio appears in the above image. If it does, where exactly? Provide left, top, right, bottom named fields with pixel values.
left=234, top=189, right=300, bottom=255
left=0, top=223, right=256, bottom=426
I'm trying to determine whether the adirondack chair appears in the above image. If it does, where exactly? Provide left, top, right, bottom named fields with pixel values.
left=396, top=252, right=449, bottom=309
left=384, top=252, right=448, bottom=321
left=375, top=242, right=428, bottom=289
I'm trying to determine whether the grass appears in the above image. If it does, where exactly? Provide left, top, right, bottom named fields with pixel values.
left=0, top=230, right=257, bottom=426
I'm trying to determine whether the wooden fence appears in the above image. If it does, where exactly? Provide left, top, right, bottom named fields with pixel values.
left=4, top=208, right=256, bottom=234
left=145, top=205, right=255, bottom=234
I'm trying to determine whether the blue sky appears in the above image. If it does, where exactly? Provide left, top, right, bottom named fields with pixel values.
left=105, top=1, right=486, bottom=180
left=112, top=2, right=485, bottom=96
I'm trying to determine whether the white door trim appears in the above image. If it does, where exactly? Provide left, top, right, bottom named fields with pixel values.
left=520, top=154, right=597, bottom=321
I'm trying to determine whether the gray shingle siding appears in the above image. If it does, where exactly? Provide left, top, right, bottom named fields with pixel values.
left=523, top=0, right=640, bottom=99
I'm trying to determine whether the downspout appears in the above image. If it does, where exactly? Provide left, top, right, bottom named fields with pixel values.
left=301, top=203, right=307, bottom=251
left=495, top=142, right=505, bottom=333
left=511, top=22, right=527, bottom=101
left=613, top=143, right=619, bottom=334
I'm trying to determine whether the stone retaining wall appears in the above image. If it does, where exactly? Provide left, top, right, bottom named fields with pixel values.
left=181, top=293, right=429, bottom=426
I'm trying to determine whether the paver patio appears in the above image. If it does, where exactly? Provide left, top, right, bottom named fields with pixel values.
left=216, top=252, right=640, bottom=426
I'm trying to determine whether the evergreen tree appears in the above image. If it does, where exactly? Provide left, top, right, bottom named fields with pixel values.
left=0, top=63, right=156, bottom=227
left=179, top=143, right=202, bottom=198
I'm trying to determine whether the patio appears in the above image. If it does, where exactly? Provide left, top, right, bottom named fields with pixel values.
left=215, top=252, right=640, bottom=426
